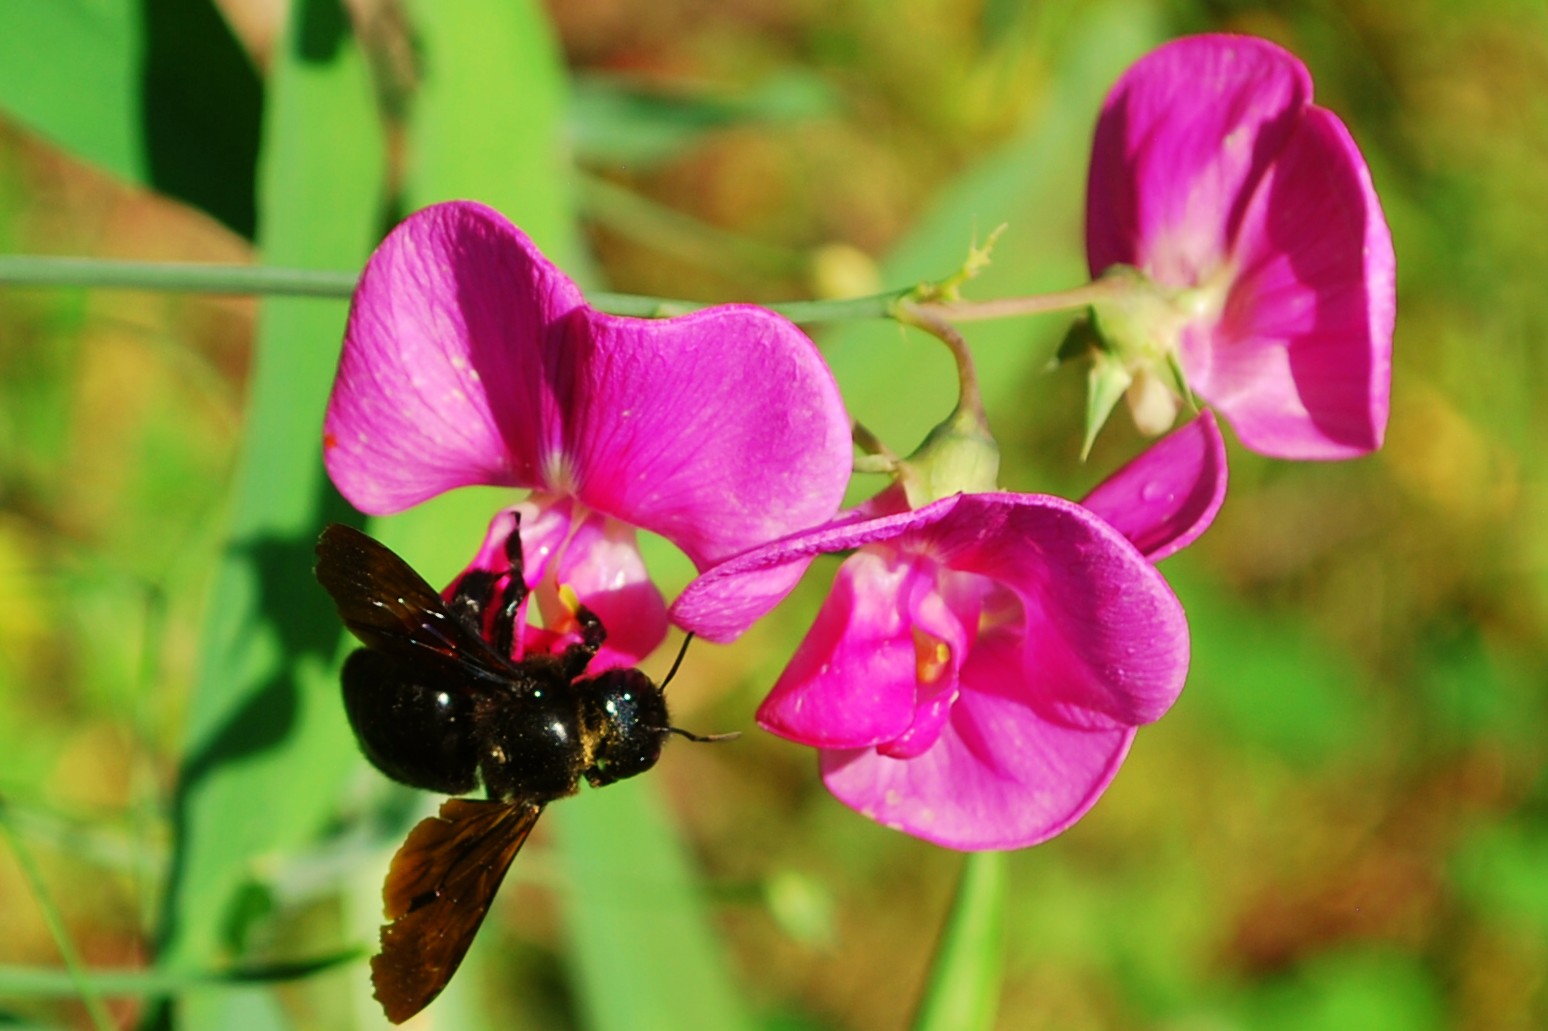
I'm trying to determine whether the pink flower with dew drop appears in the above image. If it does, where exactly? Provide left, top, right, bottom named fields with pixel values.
left=324, top=201, right=853, bottom=667
left=1085, top=35, right=1394, bottom=459
left=673, top=413, right=1227, bottom=850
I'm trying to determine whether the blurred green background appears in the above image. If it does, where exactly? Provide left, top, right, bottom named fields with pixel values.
left=1, top=0, right=1545, bottom=1029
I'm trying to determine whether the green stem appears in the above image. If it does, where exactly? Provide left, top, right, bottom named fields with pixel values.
left=0, top=255, right=358, bottom=296
left=916, top=276, right=1126, bottom=321
left=0, top=798, right=116, bottom=1031
left=895, top=299, right=987, bottom=431
left=0, top=254, right=1111, bottom=326
left=0, top=254, right=912, bottom=324
left=910, top=851, right=1007, bottom=1031
left=590, top=286, right=911, bottom=323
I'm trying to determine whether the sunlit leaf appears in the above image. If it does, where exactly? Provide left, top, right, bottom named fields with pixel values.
left=153, top=1, right=386, bottom=1028
left=0, top=0, right=262, bottom=236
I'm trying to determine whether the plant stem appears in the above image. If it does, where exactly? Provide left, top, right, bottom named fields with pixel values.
left=0, top=254, right=913, bottom=324
left=895, top=299, right=987, bottom=432
left=0, top=255, right=358, bottom=297
left=910, top=851, right=1007, bottom=1031
left=0, top=254, right=1114, bottom=325
left=915, top=276, right=1125, bottom=321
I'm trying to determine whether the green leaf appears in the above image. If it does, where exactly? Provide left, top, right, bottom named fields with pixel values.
left=152, top=1, right=386, bottom=1028
left=0, top=0, right=263, bottom=237
left=0, top=1, right=139, bottom=183
left=387, top=4, right=753, bottom=1028
left=550, top=780, right=755, bottom=1031
left=401, top=0, right=588, bottom=272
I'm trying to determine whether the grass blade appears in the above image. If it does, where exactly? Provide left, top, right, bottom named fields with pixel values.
left=151, top=1, right=386, bottom=1027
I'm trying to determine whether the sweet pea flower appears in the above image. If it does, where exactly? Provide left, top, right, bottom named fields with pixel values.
left=1084, top=34, right=1394, bottom=459
left=324, top=201, right=852, bottom=666
left=673, top=413, right=1226, bottom=850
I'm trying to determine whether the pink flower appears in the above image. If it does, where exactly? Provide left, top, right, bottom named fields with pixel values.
left=324, top=201, right=853, bottom=666
left=673, top=414, right=1227, bottom=849
left=1085, top=35, right=1394, bottom=459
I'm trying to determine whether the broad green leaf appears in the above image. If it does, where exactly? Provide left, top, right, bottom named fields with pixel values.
left=386, top=4, right=753, bottom=1028
left=552, top=778, right=755, bottom=1031
left=153, top=2, right=385, bottom=1029
left=0, top=0, right=262, bottom=237
left=401, top=0, right=588, bottom=272
left=0, top=1, right=139, bottom=181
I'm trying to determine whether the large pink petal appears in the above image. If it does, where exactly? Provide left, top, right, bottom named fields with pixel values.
left=686, top=492, right=1188, bottom=729
left=924, top=494, right=1189, bottom=729
left=560, top=306, right=852, bottom=570
left=1194, top=108, right=1394, bottom=458
left=820, top=634, right=1135, bottom=850
left=756, top=550, right=920, bottom=748
left=1081, top=411, right=1227, bottom=561
left=1087, top=35, right=1312, bottom=286
left=324, top=202, right=583, bottom=513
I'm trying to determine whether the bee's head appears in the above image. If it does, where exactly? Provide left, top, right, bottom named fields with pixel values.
left=574, top=668, right=671, bottom=788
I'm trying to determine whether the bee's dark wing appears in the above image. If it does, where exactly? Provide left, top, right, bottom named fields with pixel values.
left=372, top=798, right=542, bottom=1024
left=315, top=523, right=513, bottom=681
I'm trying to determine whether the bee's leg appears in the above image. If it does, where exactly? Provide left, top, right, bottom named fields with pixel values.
left=558, top=604, right=607, bottom=680
left=446, top=569, right=497, bottom=632
left=488, top=514, right=529, bottom=661
left=447, top=512, right=529, bottom=658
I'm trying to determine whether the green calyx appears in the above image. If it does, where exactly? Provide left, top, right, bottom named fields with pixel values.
left=898, top=406, right=1002, bottom=508
left=1070, top=265, right=1214, bottom=455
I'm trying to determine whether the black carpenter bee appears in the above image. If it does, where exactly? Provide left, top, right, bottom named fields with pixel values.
left=314, top=519, right=726, bottom=1023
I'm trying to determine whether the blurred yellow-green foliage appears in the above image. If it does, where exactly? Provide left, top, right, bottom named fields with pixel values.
left=2, top=0, right=1546, bottom=1029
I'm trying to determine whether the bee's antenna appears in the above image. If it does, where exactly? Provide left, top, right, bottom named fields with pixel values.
left=667, top=726, right=740, bottom=744
left=660, top=632, right=695, bottom=690
left=655, top=633, right=738, bottom=742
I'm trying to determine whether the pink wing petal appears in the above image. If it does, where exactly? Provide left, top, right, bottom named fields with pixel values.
left=875, top=568, right=981, bottom=759
left=562, top=306, right=852, bottom=570
left=324, top=202, right=584, bottom=513
left=1195, top=107, right=1395, bottom=458
left=928, top=494, right=1190, bottom=729
left=1086, top=35, right=1313, bottom=287
left=820, top=634, right=1135, bottom=850
left=1081, top=411, right=1228, bottom=561
left=671, top=503, right=935, bottom=642
left=756, top=550, right=921, bottom=749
